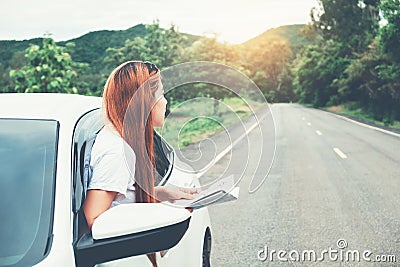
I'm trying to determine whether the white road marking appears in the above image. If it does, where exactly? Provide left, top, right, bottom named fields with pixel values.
left=307, top=122, right=311, bottom=126
left=333, top=114, right=400, bottom=138
left=194, top=113, right=269, bottom=179
left=333, top=148, right=347, bottom=159
left=316, top=130, right=322, bottom=135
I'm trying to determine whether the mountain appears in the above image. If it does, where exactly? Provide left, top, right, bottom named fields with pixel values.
left=58, top=24, right=147, bottom=67
left=0, top=24, right=308, bottom=72
left=240, top=24, right=310, bottom=52
left=0, top=38, right=43, bottom=68
left=0, top=24, right=200, bottom=71
left=0, top=24, right=149, bottom=72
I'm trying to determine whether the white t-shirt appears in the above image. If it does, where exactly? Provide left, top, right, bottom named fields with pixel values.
left=88, top=125, right=136, bottom=207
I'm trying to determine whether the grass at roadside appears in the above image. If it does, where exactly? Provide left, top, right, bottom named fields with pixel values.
left=323, top=103, right=400, bottom=131
left=156, top=97, right=264, bottom=149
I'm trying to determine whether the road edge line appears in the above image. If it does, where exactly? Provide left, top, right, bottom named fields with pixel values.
left=332, top=114, right=400, bottom=138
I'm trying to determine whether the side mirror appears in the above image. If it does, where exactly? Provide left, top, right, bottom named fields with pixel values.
left=74, top=203, right=191, bottom=267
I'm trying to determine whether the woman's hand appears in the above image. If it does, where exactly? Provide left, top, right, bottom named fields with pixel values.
left=154, top=185, right=199, bottom=203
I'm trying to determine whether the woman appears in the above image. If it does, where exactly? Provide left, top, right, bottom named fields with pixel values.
left=83, top=61, right=197, bottom=267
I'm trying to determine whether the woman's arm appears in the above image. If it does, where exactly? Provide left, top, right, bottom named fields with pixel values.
left=83, top=189, right=117, bottom=229
left=155, top=186, right=199, bottom=202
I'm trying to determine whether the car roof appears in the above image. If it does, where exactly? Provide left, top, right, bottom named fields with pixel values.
left=0, top=93, right=102, bottom=123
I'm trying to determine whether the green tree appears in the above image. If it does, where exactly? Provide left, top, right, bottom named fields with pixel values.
left=1, top=50, right=28, bottom=93
left=0, top=63, right=13, bottom=93
left=337, top=38, right=400, bottom=123
left=311, top=0, right=380, bottom=53
left=104, top=37, right=148, bottom=70
left=181, top=36, right=240, bottom=64
left=144, top=22, right=184, bottom=68
left=104, top=21, right=184, bottom=70
left=10, top=38, right=84, bottom=93
left=243, top=37, right=293, bottom=102
left=378, top=0, right=400, bottom=62
left=178, top=36, right=243, bottom=113
left=103, top=21, right=186, bottom=113
left=274, top=63, right=298, bottom=102
left=293, top=40, right=350, bottom=107
left=333, top=0, right=400, bottom=124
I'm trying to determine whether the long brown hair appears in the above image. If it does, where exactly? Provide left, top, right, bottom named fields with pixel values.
left=103, top=61, right=160, bottom=266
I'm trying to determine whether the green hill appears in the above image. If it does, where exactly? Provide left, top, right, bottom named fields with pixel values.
left=0, top=24, right=200, bottom=72
left=58, top=24, right=147, bottom=67
left=0, top=24, right=308, bottom=73
left=0, top=23, right=311, bottom=96
left=0, top=38, right=43, bottom=67
left=0, top=25, right=144, bottom=70
left=240, top=24, right=310, bottom=53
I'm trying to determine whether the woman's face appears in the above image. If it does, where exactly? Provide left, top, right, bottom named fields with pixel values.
left=152, top=83, right=167, bottom=127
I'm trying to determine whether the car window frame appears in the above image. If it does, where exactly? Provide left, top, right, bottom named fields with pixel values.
left=71, top=108, right=104, bottom=243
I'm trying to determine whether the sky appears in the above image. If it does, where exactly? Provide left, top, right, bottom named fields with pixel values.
left=0, top=0, right=319, bottom=44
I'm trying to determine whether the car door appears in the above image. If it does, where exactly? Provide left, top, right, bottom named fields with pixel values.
left=71, top=109, right=192, bottom=267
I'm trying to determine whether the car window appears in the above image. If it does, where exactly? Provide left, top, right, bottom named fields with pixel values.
left=0, top=119, right=58, bottom=267
left=154, top=130, right=174, bottom=186
left=71, top=111, right=175, bottom=243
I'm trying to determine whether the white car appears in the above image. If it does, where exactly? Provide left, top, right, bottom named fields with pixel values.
left=0, top=93, right=212, bottom=267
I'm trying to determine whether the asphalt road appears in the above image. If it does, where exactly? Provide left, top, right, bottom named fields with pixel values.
left=199, top=103, right=400, bottom=267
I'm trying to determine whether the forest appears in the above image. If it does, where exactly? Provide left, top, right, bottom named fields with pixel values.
left=1, top=0, right=399, bottom=126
